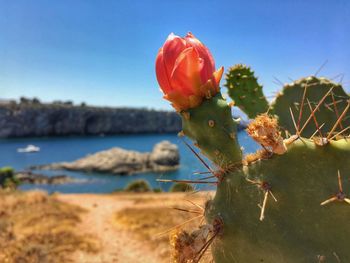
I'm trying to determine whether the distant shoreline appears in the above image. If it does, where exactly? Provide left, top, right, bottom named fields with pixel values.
left=0, top=100, right=247, bottom=138
left=0, top=100, right=182, bottom=138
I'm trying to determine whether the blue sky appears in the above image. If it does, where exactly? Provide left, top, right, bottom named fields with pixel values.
left=0, top=0, right=349, bottom=110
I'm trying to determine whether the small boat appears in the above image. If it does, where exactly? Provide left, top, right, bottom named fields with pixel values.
left=17, top=145, right=40, bottom=153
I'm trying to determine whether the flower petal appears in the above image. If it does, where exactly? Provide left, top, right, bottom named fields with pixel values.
left=170, top=47, right=203, bottom=96
left=185, top=32, right=215, bottom=82
left=155, top=48, right=172, bottom=94
left=162, top=33, right=187, bottom=78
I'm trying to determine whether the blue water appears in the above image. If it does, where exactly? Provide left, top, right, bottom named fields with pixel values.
left=0, top=132, right=259, bottom=193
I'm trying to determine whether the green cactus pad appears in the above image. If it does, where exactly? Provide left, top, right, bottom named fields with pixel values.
left=181, top=93, right=242, bottom=167
left=271, top=76, right=350, bottom=137
left=225, top=64, right=269, bottom=118
left=207, top=138, right=350, bottom=263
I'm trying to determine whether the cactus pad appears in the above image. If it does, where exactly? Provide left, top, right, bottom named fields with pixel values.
left=181, top=93, right=242, bottom=167
left=207, top=138, right=350, bottom=262
left=225, top=64, right=269, bottom=118
left=271, top=76, right=350, bottom=137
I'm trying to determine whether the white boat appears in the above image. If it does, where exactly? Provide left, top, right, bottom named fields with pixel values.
left=17, top=145, right=40, bottom=153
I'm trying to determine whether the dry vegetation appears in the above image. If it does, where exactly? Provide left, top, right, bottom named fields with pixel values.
left=0, top=190, right=99, bottom=263
left=114, top=192, right=213, bottom=261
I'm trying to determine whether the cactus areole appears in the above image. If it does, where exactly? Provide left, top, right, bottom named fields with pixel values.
left=156, top=33, right=350, bottom=263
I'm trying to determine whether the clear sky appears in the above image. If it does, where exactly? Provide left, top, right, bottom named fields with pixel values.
left=0, top=0, right=349, bottom=110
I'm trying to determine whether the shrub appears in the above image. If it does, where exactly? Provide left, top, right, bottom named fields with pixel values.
left=124, top=180, right=151, bottom=193
left=153, top=187, right=163, bottom=193
left=170, top=182, right=194, bottom=192
left=0, top=167, right=19, bottom=190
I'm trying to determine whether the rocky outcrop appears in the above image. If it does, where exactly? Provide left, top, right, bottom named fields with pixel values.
left=0, top=103, right=181, bottom=138
left=15, top=172, right=77, bottom=184
left=36, top=141, right=180, bottom=175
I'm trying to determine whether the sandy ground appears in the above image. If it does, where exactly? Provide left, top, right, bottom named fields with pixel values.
left=56, top=192, right=212, bottom=263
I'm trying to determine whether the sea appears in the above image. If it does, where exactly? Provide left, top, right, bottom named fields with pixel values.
left=0, top=132, right=260, bottom=193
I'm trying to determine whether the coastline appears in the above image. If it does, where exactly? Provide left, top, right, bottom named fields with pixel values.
left=0, top=101, right=247, bottom=138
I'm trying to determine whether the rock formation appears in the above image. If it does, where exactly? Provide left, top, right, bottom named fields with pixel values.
left=36, top=141, right=180, bottom=175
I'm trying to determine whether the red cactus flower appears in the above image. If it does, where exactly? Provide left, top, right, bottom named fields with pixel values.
left=155, top=32, right=224, bottom=111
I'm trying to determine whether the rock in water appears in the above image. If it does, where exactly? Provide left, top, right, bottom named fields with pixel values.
left=37, top=141, right=180, bottom=175
left=150, top=140, right=180, bottom=166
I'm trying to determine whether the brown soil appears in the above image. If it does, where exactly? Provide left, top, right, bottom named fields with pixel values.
left=56, top=192, right=213, bottom=263
left=0, top=190, right=99, bottom=263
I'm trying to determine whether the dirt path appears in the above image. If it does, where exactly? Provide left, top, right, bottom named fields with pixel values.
left=57, top=194, right=164, bottom=263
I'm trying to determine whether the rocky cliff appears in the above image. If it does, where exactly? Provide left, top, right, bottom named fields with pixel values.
left=0, top=102, right=181, bottom=138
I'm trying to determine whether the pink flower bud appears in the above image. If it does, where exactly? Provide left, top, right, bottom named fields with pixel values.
left=156, top=32, right=223, bottom=111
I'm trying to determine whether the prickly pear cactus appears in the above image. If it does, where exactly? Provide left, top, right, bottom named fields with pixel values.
left=225, top=65, right=350, bottom=137
left=155, top=33, right=350, bottom=263
left=180, top=92, right=350, bottom=263
left=173, top=75, right=350, bottom=263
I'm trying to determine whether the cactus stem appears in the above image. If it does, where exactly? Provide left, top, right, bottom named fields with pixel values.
left=326, top=100, right=350, bottom=140
left=299, top=86, right=334, bottom=135
left=320, top=170, right=350, bottom=206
